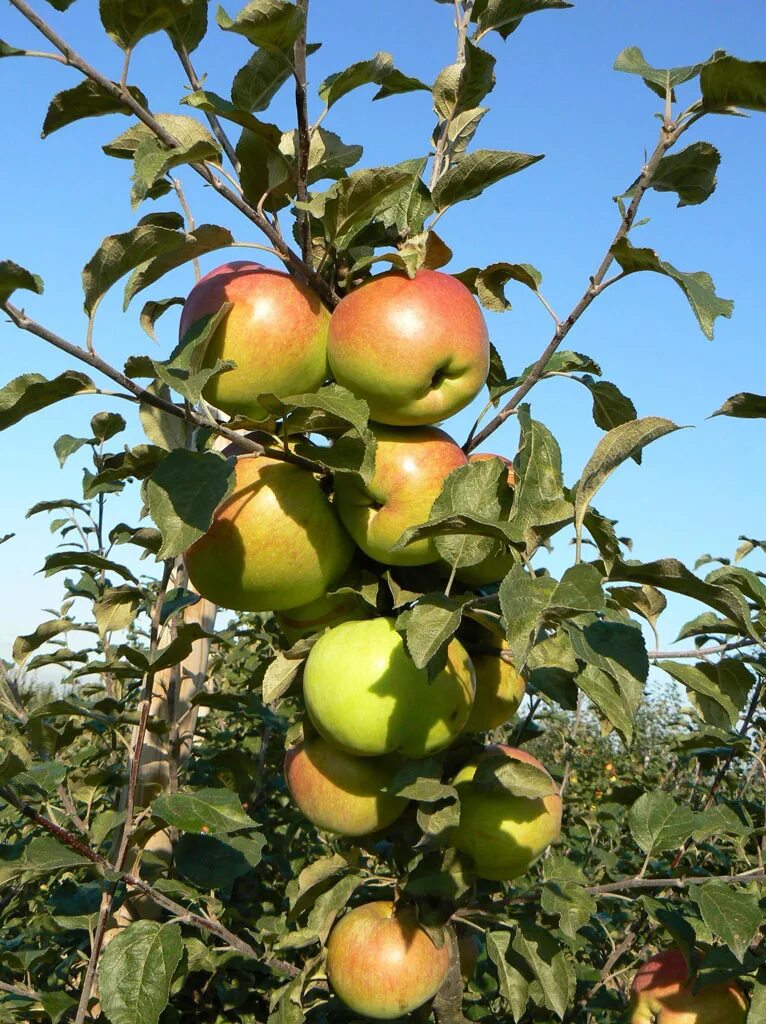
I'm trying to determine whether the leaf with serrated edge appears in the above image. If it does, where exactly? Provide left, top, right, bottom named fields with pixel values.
left=152, top=789, right=254, bottom=834
left=98, top=921, right=183, bottom=1024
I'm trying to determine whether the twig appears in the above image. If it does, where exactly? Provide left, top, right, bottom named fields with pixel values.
left=430, top=0, right=475, bottom=190
left=0, top=786, right=299, bottom=976
left=293, top=0, right=311, bottom=264
left=173, top=40, right=240, bottom=175
left=648, top=638, right=760, bottom=660
left=6, top=0, right=337, bottom=306
left=2, top=302, right=320, bottom=472
left=465, top=117, right=686, bottom=452
left=0, top=979, right=41, bottom=1000
left=585, top=867, right=766, bottom=896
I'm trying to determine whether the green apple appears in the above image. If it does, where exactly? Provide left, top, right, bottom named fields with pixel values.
left=327, top=268, right=490, bottom=426
left=326, top=901, right=451, bottom=1019
left=629, top=949, right=748, bottom=1023
left=284, top=735, right=408, bottom=836
left=449, top=745, right=562, bottom=881
left=303, top=617, right=475, bottom=757
left=275, top=591, right=370, bottom=644
left=456, top=453, right=516, bottom=586
left=185, top=455, right=354, bottom=612
left=461, top=621, right=526, bottom=733
left=179, top=261, right=330, bottom=421
left=334, top=424, right=467, bottom=566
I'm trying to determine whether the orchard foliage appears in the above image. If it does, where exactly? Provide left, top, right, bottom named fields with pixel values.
left=1, top=1, right=766, bottom=1022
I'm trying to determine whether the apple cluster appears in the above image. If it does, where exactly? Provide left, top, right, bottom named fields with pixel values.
left=179, top=263, right=563, bottom=1018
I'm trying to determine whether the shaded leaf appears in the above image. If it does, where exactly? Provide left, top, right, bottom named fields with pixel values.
left=474, top=0, right=573, bottom=41
left=701, top=55, right=766, bottom=114
left=0, top=372, right=92, bottom=432
left=98, top=921, right=183, bottom=1024
left=42, top=80, right=147, bottom=137
left=711, top=392, right=766, bottom=419
left=432, top=148, right=543, bottom=210
left=0, top=260, right=44, bottom=304
left=216, top=0, right=304, bottom=50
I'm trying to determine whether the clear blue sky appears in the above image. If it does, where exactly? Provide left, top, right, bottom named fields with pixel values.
left=1, top=0, right=765, bottom=665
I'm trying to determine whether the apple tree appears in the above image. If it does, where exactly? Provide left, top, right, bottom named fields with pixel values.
left=1, top=1, right=766, bottom=1022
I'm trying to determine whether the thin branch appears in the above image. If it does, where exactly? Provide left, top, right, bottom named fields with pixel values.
left=173, top=40, right=240, bottom=174
left=6, top=0, right=337, bottom=306
left=648, top=638, right=760, bottom=660
left=465, top=117, right=686, bottom=452
left=0, top=980, right=41, bottom=1001
left=429, top=0, right=475, bottom=190
left=585, top=867, right=766, bottom=897
left=293, top=0, right=312, bottom=264
left=2, top=301, right=321, bottom=473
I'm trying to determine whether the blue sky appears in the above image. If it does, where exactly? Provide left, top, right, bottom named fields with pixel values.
left=1, top=0, right=765, bottom=666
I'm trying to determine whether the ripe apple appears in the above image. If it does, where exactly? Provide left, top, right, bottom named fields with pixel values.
left=327, top=268, right=490, bottom=426
left=334, top=424, right=467, bottom=566
left=326, top=900, right=451, bottom=1018
left=185, top=455, right=354, bottom=612
left=276, top=591, right=370, bottom=644
left=629, top=949, right=748, bottom=1023
left=449, top=745, right=562, bottom=881
left=456, top=453, right=516, bottom=586
left=462, top=623, right=526, bottom=733
left=284, top=735, right=408, bottom=836
left=303, top=617, right=475, bottom=758
left=178, top=261, right=330, bottom=421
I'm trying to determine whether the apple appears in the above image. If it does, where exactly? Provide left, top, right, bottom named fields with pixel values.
left=185, top=455, right=354, bottom=612
left=275, top=591, right=370, bottom=644
left=462, top=623, right=526, bottom=733
left=326, top=900, right=451, bottom=1018
left=303, top=617, right=475, bottom=758
left=449, top=745, right=562, bottom=881
left=629, top=949, right=748, bottom=1023
left=178, top=261, right=330, bottom=421
left=456, top=453, right=516, bottom=586
left=284, top=735, right=408, bottom=836
left=334, top=424, right=467, bottom=566
left=327, top=268, right=490, bottom=426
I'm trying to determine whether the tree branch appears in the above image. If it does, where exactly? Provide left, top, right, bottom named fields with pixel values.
left=465, top=118, right=685, bottom=452
left=585, top=867, right=766, bottom=896
left=6, top=0, right=337, bottom=307
left=173, top=40, right=240, bottom=175
left=2, top=301, right=321, bottom=473
left=430, top=0, right=475, bottom=190
left=648, top=638, right=760, bottom=660
left=293, top=0, right=311, bottom=264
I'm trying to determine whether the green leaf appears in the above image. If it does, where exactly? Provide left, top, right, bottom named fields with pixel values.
left=139, top=297, right=184, bottom=341
left=542, top=857, right=597, bottom=939
left=512, top=921, right=574, bottom=1019
left=474, top=0, right=573, bottom=41
left=301, top=163, right=417, bottom=250
left=711, top=392, right=766, bottom=419
left=608, top=584, right=666, bottom=632
left=641, top=142, right=721, bottom=208
left=701, top=55, right=766, bottom=113
left=0, top=736, right=31, bottom=784
left=0, top=260, right=43, bottom=303
left=318, top=54, right=426, bottom=109
left=130, top=128, right=221, bottom=206
left=433, top=39, right=495, bottom=123
left=98, top=921, right=183, bottom=1024
left=23, top=837, right=89, bottom=875
left=574, top=416, right=682, bottom=548
left=396, top=594, right=471, bottom=673
left=100, top=0, right=204, bottom=51
left=691, top=882, right=761, bottom=961
left=611, top=237, right=733, bottom=340
left=499, top=563, right=605, bottom=670
left=174, top=832, right=265, bottom=890
left=0, top=372, right=94, bottom=432
left=429, top=456, right=508, bottom=568
left=27, top=498, right=89, bottom=518
left=487, top=932, right=529, bottom=1019
left=166, top=0, right=208, bottom=52
left=384, top=758, right=450, bottom=802
left=280, top=127, right=364, bottom=185
left=42, top=550, right=139, bottom=583
left=42, top=80, right=147, bottom=138
left=432, top=148, right=543, bottom=210
left=152, top=788, right=254, bottom=834
left=262, top=651, right=305, bottom=703
left=628, top=791, right=700, bottom=854
left=0, top=39, right=27, bottom=57
left=93, top=585, right=142, bottom=637
left=231, top=47, right=293, bottom=111
left=578, top=377, right=637, bottom=432
left=608, top=557, right=757, bottom=638
left=506, top=409, right=573, bottom=551
left=659, top=659, right=752, bottom=729
left=614, top=46, right=721, bottom=100
left=92, top=411, right=127, bottom=442
left=455, top=261, right=540, bottom=312
left=473, top=752, right=556, bottom=798
left=13, top=618, right=78, bottom=663
left=145, top=449, right=235, bottom=559
left=127, top=224, right=234, bottom=307
left=216, top=0, right=304, bottom=50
